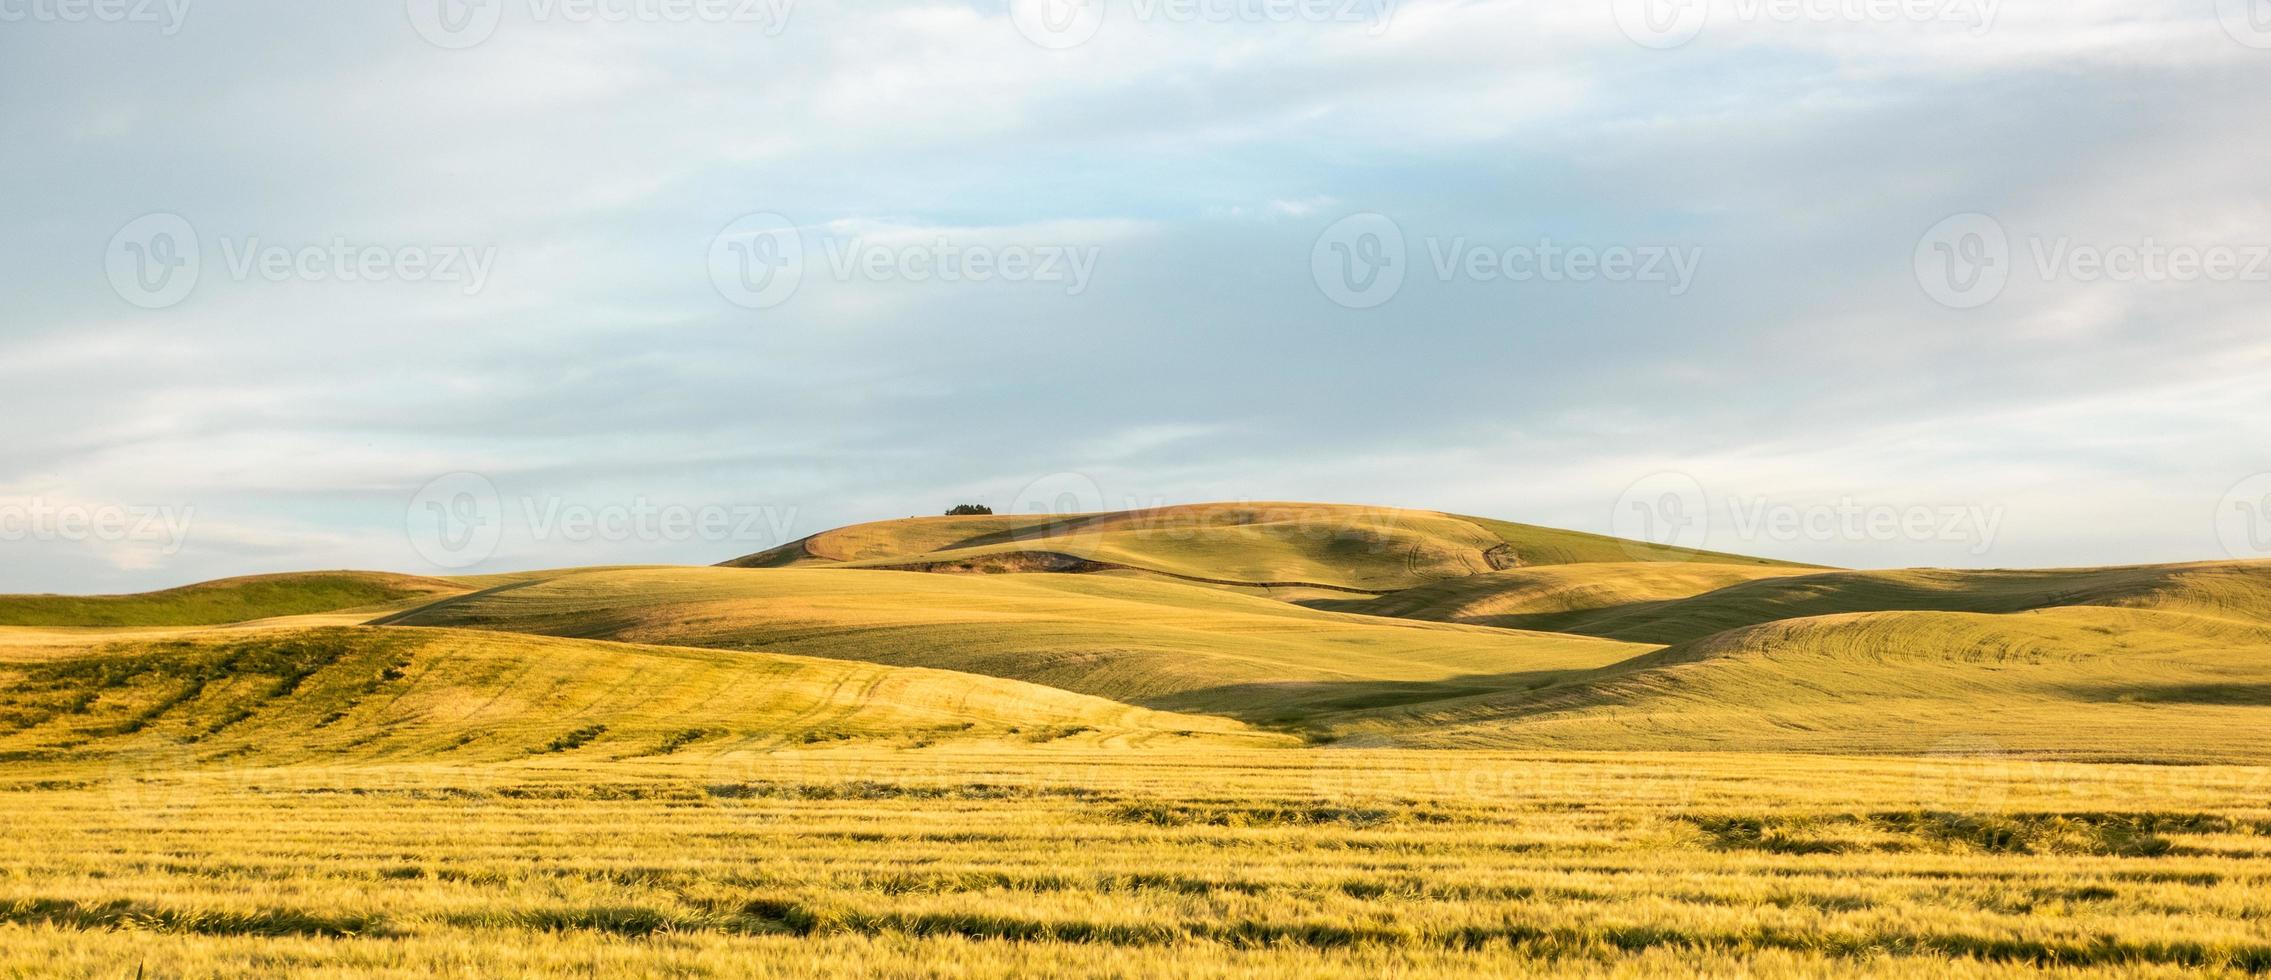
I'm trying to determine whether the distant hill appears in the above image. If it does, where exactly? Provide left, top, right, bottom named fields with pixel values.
left=0, top=572, right=470, bottom=628
left=1341, top=560, right=2271, bottom=643
left=1330, top=604, right=2271, bottom=762
left=10, top=507, right=2268, bottom=765
left=721, top=502, right=1808, bottom=593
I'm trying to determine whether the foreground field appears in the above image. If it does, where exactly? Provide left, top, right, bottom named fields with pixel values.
left=2, top=749, right=2268, bottom=977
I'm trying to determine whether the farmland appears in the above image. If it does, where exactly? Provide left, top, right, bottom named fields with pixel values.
left=3, top=504, right=2269, bottom=976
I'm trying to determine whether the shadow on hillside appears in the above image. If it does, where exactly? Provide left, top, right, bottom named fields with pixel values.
left=1144, top=668, right=1600, bottom=725
left=1302, top=571, right=2115, bottom=645
left=366, top=579, right=543, bottom=628
left=2060, top=682, right=2271, bottom=706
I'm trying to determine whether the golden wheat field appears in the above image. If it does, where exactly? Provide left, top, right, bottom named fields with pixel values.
left=6, top=505, right=2271, bottom=977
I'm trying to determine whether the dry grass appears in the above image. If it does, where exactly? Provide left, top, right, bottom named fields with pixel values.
left=0, top=748, right=2266, bottom=977
left=1331, top=605, right=2271, bottom=760
left=0, top=626, right=1264, bottom=767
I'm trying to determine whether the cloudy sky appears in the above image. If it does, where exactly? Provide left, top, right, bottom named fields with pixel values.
left=4, top=0, right=2269, bottom=592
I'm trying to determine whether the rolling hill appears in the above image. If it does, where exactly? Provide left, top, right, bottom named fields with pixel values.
left=7, top=505, right=2268, bottom=764
left=1312, top=561, right=1815, bottom=630
left=1350, top=560, right=2271, bottom=644
left=0, top=625, right=1265, bottom=766
left=722, top=503, right=1806, bottom=593
left=0, top=572, right=470, bottom=628
left=380, top=565, right=1654, bottom=721
left=1329, top=604, right=2271, bottom=761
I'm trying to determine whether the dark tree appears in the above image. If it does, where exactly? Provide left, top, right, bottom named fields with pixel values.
left=945, top=504, right=994, bottom=516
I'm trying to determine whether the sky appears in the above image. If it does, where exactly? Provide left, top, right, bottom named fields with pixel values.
left=3, top=0, right=2270, bottom=593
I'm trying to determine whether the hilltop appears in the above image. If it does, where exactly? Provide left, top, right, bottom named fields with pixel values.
left=722, top=502, right=1807, bottom=594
